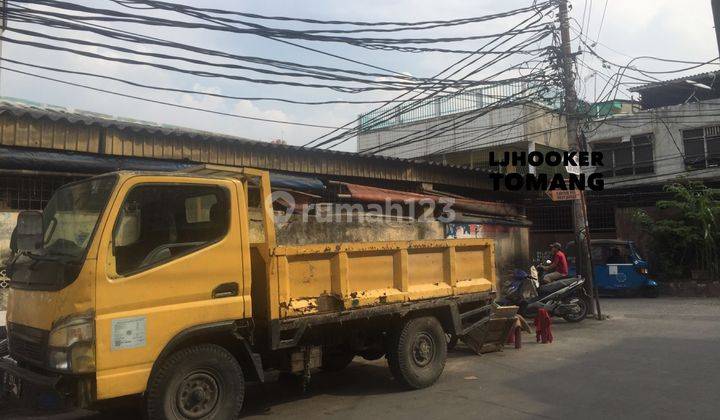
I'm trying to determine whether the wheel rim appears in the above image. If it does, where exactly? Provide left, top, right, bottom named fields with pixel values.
left=412, top=332, right=436, bottom=367
left=567, top=299, right=587, bottom=321
left=176, top=371, right=220, bottom=419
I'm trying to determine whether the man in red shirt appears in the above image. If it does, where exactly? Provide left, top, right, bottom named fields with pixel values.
left=542, top=242, right=569, bottom=284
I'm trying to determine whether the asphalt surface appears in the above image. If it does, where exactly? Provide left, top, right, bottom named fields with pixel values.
left=2, top=298, right=720, bottom=420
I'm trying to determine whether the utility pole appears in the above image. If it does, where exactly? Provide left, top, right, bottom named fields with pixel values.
left=712, top=0, right=720, bottom=58
left=558, top=0, right=601, bottom=318
left=0, top=0, right=7, bottom=97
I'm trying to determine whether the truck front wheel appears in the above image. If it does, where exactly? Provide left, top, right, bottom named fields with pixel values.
left=387, top=316, right=447, bottom=389
left=146, top=344, right=245, bottom=420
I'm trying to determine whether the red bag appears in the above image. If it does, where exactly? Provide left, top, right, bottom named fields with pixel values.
left=534, top=308, right=553, bottom=344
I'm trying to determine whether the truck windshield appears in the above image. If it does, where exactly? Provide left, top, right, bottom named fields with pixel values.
left=42, top=176, right=117, bottom=260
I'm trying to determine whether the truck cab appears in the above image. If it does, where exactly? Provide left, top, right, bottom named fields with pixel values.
left=3, top=169, right=261, bottom=410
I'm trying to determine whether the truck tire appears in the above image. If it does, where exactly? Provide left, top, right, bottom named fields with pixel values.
left=146, top=344, right=244, bottom=420
left=561, top=297, right=588, bottom=323
left=387, top=316, right=447, bottom=389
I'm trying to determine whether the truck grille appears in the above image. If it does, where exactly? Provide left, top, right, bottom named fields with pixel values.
left=8, top=322, right=48, bottom=367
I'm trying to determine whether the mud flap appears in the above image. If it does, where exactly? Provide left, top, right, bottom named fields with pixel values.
left=459, top=305, right=521, bottom=354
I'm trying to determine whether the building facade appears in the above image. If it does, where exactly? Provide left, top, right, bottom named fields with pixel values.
left=356, top=83, right=568, bottom=176
left=580, top=72, right=720, bottom=266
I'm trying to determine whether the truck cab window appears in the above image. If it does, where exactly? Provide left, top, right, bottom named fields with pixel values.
left=113, top=185, right=229, bottom=275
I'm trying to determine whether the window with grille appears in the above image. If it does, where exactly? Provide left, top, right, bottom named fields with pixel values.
left=527, top=204, right=573, bottom=232
left=682, top=126, right=720, bottom=170
left=593, top=134, right=654, bottom=178
left=587, top=205, right=616, bottom=231
left=527, top=204, right=615, bottom=233
left=0, top=175, right=84, bottom=211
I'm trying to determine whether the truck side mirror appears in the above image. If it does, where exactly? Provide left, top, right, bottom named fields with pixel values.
left=15, top=210, right=44, bottom=252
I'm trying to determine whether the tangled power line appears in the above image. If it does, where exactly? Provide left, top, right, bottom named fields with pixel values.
left=1, top=0, right=719, bottom=156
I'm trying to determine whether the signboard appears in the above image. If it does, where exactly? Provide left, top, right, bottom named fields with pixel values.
left=445, top=223, right=510, bottom=239
left=565, top=154, right=581, bottom=175
left=111, top=316, right=147, bottom=351
left=546, top=189, right=581, bottom=201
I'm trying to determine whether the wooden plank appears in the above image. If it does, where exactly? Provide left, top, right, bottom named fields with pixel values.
left=143, top=133, right=153, bottom=158
left=182, top=137, right=191, bottom=160
left=77, top=126, right=91, bottom=152
left=192, top=138, right=201, bottom=162
left=485, top=243, right=496, bottom=286
left=52, top=123, right=67, bottom=150
left=208, top=142, right=217, bottom=163
left=123, top=132, right=133, bottom=156
left=0, top=115, right=15, bottom=146
left=67, top=125, right=79, bottom=151
left=88, top=127, right=100, bottom=153
left=15, top=118, right=29, bottom=147
left=28, top=120, right=45, bottom=147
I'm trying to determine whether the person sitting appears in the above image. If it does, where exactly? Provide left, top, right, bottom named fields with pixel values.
left=542, top=242, right=569, bottom=284
left=606, top=247, right=624, bottom=264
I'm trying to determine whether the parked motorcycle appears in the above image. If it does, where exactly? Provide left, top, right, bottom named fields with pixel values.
left=500, top=267, right=589, bottom=323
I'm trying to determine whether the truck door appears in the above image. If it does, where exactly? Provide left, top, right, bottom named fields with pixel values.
left=93, top=176, right=248, bottom=400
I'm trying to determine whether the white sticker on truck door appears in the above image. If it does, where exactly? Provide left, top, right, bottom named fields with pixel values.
left=111, top=316, right=147, bottom=351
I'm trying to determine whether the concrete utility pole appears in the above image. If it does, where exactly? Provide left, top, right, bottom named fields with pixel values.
left=0, top=0, right=7, bottom=96
left=557, top=0, right=600, bottom=318
left=713, top=0, right=720, bottom=58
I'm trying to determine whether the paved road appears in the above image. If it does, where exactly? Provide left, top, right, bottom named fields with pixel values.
left=3, top=298, right=720, bottom=419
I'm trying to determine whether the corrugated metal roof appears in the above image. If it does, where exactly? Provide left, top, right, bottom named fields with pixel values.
left=629, top=71, right=720, bottom=92
left=0, top=97, right=492, bottom=175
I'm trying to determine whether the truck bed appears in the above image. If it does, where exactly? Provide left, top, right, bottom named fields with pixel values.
left=269, top=238, right=495, bottom=318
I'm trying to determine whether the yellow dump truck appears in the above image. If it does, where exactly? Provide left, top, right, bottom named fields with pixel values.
left=1, top=165, right=495, bottom=419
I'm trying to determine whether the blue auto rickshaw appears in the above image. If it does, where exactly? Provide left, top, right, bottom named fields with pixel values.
left=566, top=239, right=658, bottom=297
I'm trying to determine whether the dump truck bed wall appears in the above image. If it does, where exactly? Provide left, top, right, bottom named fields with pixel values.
left=269, top=238, right=495, bottom=319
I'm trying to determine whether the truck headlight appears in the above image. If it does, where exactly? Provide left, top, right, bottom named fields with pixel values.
left=48, top=313, right=95, bottom=373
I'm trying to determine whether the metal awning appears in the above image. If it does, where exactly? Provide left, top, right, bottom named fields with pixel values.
left=339, top=182, right=520, bottom=218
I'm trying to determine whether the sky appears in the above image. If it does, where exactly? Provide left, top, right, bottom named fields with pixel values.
left=0, top=0, right=718, bottom=151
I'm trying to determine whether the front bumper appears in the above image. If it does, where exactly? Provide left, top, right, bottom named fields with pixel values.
left=0, top=357, right=66, bottom=409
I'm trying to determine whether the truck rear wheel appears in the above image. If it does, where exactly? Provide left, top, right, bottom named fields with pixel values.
left=387, top=316, right=447, bottom=389
left=146, top=344, right=244, bottom=420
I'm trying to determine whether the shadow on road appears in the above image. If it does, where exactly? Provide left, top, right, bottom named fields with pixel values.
left=0, top=359, right=408, bottom=419
left=500, top=335, right=720, bottom=419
